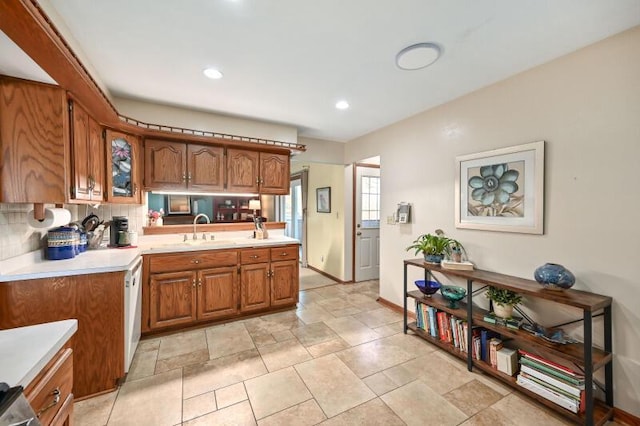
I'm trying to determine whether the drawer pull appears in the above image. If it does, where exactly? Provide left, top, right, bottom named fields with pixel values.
left=192, top=259, right=200, bottom=264
left=280, top=252, right=288, bottom=256
left=250, top=255, right=259, bottom=259
left=37, top=388, right=60, bottom=417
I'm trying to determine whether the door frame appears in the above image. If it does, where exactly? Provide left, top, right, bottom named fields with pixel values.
left=351, top=162, right=381, bottom=282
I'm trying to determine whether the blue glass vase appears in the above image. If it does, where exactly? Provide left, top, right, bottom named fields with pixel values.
left=534, top=263, right=575, bottom=291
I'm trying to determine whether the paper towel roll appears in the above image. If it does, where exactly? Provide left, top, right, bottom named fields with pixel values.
left=27, top=208, right=72, bottom=229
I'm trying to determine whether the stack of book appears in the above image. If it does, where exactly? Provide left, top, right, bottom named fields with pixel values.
left=415, top=301, right=498, bottom=362
left=516, top=350, right=586, bottom=413
left=440, top=260, right=474, bottom=271
left=483, top=312, right=524, bottom=330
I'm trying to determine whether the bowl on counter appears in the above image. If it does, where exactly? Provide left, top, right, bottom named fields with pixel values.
left=414, top=279, right=441, bottom=297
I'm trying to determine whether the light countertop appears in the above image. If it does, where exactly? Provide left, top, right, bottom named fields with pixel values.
left=0, top=319, right=78, bottom=387
left=0, top=232, right=299, bottom=282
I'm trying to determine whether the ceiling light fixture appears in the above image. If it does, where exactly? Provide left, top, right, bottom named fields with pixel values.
left=395, top=42, right=441, bottom=70
left=203, top=67, right=223, bottom=79
left=335, top=100, right=350, bottom=110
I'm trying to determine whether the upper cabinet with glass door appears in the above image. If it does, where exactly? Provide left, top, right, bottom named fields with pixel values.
left=105, top=129, right=142, bottom=204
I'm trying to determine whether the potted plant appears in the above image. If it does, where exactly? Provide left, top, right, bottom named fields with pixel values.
left=486, top=286, right=522, bottom=318
left=406, top=229, right=465, bottom=264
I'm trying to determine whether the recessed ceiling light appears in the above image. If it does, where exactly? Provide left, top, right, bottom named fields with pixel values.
left=203, top=68, right=223, bottom=79
left=335, top=100, right=350, bottom=110
left=395, top=42, right=441, bottom=70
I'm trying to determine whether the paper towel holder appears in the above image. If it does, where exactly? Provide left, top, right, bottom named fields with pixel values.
left=33, top=203, right=45, bottom=221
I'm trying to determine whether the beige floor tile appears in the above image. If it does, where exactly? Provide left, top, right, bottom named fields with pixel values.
left=384, top=352, right=473, bottom=394
left=319, top=398, right=405, bottom=425
left=158, top=329, right=207, bottom=360
left=328, top=306, right=364, bottom=317
left=373, top=321, right=404, bottom=338
left=296, top=304, right=335, bottom=324
left=136, top=338, right=161, bottom=353
left=250, top=331, right=277, bottom=347
left=257, top=399, right=327, bottom=426
left=306, top=338, right=351, bottom=358
left=459, top=407, right=515, bottom=425
left=258, top=339, right=312, bottom=372
left=324, top=316, right=381, bottom=346
left=244, top=311, right=304, bottom=335
left=298, top=290, right=328, bottom=306
left=183, top=391, right=217, bottom=422
left=108, top=369, right=182, bottom=426
left=291, top=322, right=338, bottom=347
left=271, top=329, right=295, bottom=341
left=362, top=372, right=400, bottom=396
left=491, top=393, right=574, bottom=425
left=183, top=400, right=256, bottom=426
left=352, top=307, right=403, bottom=328
left=155, top=349, right=209, bottom=374
left=469, top=370, right=513, bottom=396
left=336, top=333, right=430, bottom=378
left=205, top=321, right=256, bottom=359
left=381, top=380, right=467, bottom=426
left=245, top=366, right=313, bottom=419
left=344, top=293, right=378, bottom=306
left=183, top=349, right=267, bottom=399
left=215, top=382, right=248, bottom=409
left=444, top=379, right=504, bottom=416
left=310, top=286, right=349, bottom=299
left=315, top=297, right=354, bottom=310
left=295, top=354, right=375, bottom=418
left=73, top=389, right=118, bottom=426
left=125, top=349, right=158, bottom=382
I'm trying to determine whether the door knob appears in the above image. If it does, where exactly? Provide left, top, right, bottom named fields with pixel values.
left=357, top=232, right=362, bottom=236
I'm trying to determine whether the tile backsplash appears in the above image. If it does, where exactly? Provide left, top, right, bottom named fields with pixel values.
left=0, top=202, right=147, bottom=261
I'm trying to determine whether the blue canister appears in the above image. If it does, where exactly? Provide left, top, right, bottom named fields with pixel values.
left=47, top=226, right=76, bottom=260
left=79, top=231, right=87, bottom=252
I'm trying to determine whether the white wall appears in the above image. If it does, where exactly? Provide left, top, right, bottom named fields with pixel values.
left=293, top=136, right=345, bottom=165
left=115, top=97, right=298, bottom=144
left=345, top=26, right=640, bottom=415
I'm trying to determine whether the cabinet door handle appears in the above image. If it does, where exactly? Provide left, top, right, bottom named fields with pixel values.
left=182, top=173, right=187, bottom=182
left=133, top=184, right=138, bottom=195
left=188, top=172, right=192, bottom=181
left=198, top=279, right=202, bottom=287
left=255, top=177, right=260, bottom=185
left=192, top=279, right=196, bottom=287
left=37, top=388, right=60, bottom=417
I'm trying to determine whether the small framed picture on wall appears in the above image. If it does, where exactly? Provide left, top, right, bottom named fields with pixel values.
left=316, top=187, right=331, bottom=213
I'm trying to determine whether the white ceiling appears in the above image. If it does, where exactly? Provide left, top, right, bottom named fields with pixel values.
left=34, top=0, right=640, bottom=141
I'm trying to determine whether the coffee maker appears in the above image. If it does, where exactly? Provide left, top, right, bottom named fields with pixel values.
left=110, top=216, right=130, bottom=247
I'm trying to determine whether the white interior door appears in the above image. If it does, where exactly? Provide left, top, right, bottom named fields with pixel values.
left=355, top=166, right=380, bottom=282
left=282, top=176, right=304, bottom=262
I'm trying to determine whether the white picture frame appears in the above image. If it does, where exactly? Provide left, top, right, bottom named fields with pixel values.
left=455, top=141, right=545, bottom=234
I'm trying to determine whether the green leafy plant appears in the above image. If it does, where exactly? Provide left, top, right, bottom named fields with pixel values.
left=406, top=229, right=465, bottom=257
left=486, top=287, right=522, bottom=307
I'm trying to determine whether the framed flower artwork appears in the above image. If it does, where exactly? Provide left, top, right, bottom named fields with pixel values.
left=455, top=141, right=545, bottom=234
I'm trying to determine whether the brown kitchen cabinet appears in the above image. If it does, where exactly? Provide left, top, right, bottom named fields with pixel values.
left=226, top=148, right=290, bottom=195
left=145, top=249, right=239, bottom=331
left=69, top=99, right=104, bottom=202
left=142, top=244, right=299, bottom=333
left=0, top=272, right=124, bottom=399
left=0, top=76, right=68, bottom=203
left=105, top=129, right=142, bottom=204
left=144, top=139, right=225, bottom=192
left=25, top=346, right=73, bottom=426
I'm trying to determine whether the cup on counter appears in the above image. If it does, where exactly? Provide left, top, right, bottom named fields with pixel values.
left=128, top=231, right=138, bottom=246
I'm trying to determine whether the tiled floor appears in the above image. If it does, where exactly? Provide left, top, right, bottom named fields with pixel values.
left=299, top=267, right=339, bottom=291
left=73, top=279, right=598, bottom=425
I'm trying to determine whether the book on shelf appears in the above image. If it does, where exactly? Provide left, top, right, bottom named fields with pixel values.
left=496, top=348, right=519, bottom=376
left=516, top=374, right=581, bottom=413
left=480, top=329, right=501, bottom=362
left=483, top=312, right=524, bottom=330
left=519, top=352, right=585, bottom=387
left=440, top=260, right=474, bottom=270
left=518, top=350, right=585, bottom=379
left=520, top=365, right=584, bottom=398
left=489, top=338, right=503, bottom=368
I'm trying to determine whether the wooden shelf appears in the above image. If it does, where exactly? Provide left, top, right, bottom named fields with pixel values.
left=405, top=259, right=612, bottom=312
left=403, top=259, right=614, bottom=425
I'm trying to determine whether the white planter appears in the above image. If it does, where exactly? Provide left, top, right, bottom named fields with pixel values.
left=493, top=303, right=514, bottom=319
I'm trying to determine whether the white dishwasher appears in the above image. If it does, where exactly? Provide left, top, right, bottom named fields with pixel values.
left=124, top=257, right=142, bottom=372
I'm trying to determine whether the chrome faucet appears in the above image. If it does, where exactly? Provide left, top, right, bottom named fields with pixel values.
left=192, top=213, right=210, bottom=239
